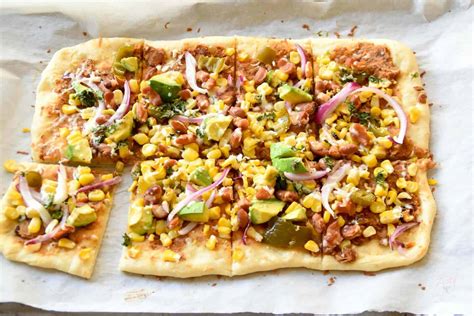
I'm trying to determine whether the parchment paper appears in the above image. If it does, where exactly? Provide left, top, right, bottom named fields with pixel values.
left=0, top=0, right=472, bottom=314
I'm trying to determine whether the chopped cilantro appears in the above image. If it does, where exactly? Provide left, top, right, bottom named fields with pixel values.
left=323, top=156, right=335, bottom=169
left=130, top=163, right=142, bottom=180
left=410, top=72, right=419, bottom=79
left=148, top=100, right=186, bottom=121
left=166, top=167, right=173, bottom=176
left=275, top=174, right=287, bottom=191
left=316, top=30, right=329, bottom=37
left=347, top=101, right=376, bottom=127
left=368, top=75, right=381, bottom=84
left=65, top=145, right=74, bottom=160
left=51, top=210, right=63, bottom=220
left=375, top=172, right=386, bottom=185
left=257, top=112, right=276, bottom=121
left=122, top=233, right=131, bottom=247
left=293, top=182, right=312, bottom=195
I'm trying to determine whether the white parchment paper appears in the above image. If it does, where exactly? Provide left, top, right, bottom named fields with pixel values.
left=0, top=0, right=472, bottom=314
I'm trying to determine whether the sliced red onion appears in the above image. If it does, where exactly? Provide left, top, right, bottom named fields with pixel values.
left=19, top=176, right=52, bottom=225
left=389, top=222, right=419, bottom=250
left=242, top=220, right=251, bottom=245
left=178, top=222, right=198, bottom=236
left=295, top=44, right=307, bottom=77
left=25, top=204, right=70, bottom=245
left=227, top=74, right=234, bottom=87
left=316, top=82, right=361, bottom=124
left=236, top=75, right=244, bottom=91
left=76, top=176, right=121, bottom=193
left=185, top=52, right=207, bottom=94
left=350, top=87, right=408, bottom=144
left=186, top=183, right=198, bottom=194
left=285, top=101, right=293, bottom=114
left=284, top=170, right=328, bottom=182
left=53, top=164, right=68, bottom=205
left=168, top=168, right=230, bottom=222
left=105, top=80, right=131, bottom=126
left=294, top=79, right=305, bottom=89
left=174, top=115, right=205, bottom=124
left=30, top=189, right=44, bottom=204
left=205, top=190, right=216, bottom=208
left=321, top=163, right=351, bottom=218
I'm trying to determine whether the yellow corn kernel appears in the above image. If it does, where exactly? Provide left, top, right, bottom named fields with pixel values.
left=76, top=192, right=88, bottom=203
left=302, top=194, right=316, bottom=209
left=8, top=189, right=22, bottom=202
left=218, top=217, right=231, bottom=228
left=206, top=234, right=218, bottom=250
left=116, top=161, right=125, bottom=173
left=397, top=192, right=412, bottom=200
left=77, top=166, right=91, bottom=175
left=133, top=133, right=149, bottom=145
left=378, top=137, right=393, bottom=149
left=79, top=247, right=92, bottom=260
left=155, top=220, right=167, bottom=235
left=275, top=69, right=289, bottom=82
left=370, top=106, right=381, bottom=117
left=361, top=154, right=377, bottom=168
left=78, top=173, right=95, bottom=186
left=387, top=189, right=397, bottom=205
left=101, top=173, right=114, bottom=181
left=208, top=206, right=221, bottom=220
left=371, top=145, right=387, bottom=159
left=88, top=189, right=105, bottom=202
left=129, top=232, right=145, bottom=242
left=206, top=149, right=221, bottom=160
left=217, top=226, right=231, bottom=238
left=202, top=224, right=210, bottom=235
left=319, top=68, right=333, bottom=80
left=216, top=77, right=228, bottom=87
left=160, top=233, right=172, bottom=247
left=237, top=52, right=249, bottom=62
left=142, top=143, right=157, bottom=157
left=351, top=155, right=362, bottom=163
left=222, top=177, right=233, bottom=187
left=405, top=181, right=419, bottom=193
left=148, top=234, right=155, bottom=242
left=304, top=240, right=320, bottom=253
left=28, top=218, right=42, bottom=235
left=59, top=127, right=70, bottom=138
left=232, top=248, right=244, bottom=262
left=58, top=238, right=76, bottom=249
left=370, top=200, right=386, bottom=213
left=407, top=163, right=418, bottom=177
left=363, top=226, right=377, bottom=237
left=61, top=104, right=78, bottom=115
left=129, top=79, right=139, bottom=94
left=289, top=51, right=301, bottom=64
left=323, top=210, right=331, bottom=223
left=387, top=223, right=396, bottom=236
left=428, top=178, right=437, bottom=186
left=5, top=206, right=20, bottom=220
left=225, top=47, right=235, bottom=56
left=113, top=89, right=123, bottom=105
left=325, top=113, right=338, bottom=125
left=21, top=127, right=30, bottom=133
left=374, top=184, right=388, bottom=197
left=128, top=246, right=140, bottom=258
left=182, top=148, right=199, bottom=161
left=347, top=169, right=360, bottom=186
left=380, top=210, right=399, bottom=224
left=409, top=106, right=421, bottom=123
left=118, top=146, right=131, bottom=159
left=209, top=72, right=218, bottom=81
left=396, top=178, right=407, bottom=189
left=373, top=167, right=388, bottom=179
left=380, top=160, right=394, bottom=174
left=3, top=159, right=19, bottom=173
left=337, top=216, right=345, bottom=227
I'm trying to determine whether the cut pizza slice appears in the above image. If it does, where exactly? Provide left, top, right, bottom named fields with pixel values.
left=234, top=36, right=316, bottom=160
left=0, top=162, right=121, bottom=278
left=119, top=156, right=237, bottom=277
left=310, top=39, right=431, bottom=162
left=31, top=38, right=144, bottom=165
left=230, top=158, right=324, bottom=276
left=132, top=37, right=237, bottom=161
left=317, top=158, right=436, bottom=270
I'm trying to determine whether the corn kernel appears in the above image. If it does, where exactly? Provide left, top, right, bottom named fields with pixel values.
left=155, top=220, right=167, bottom=235
left=232, top=248, right=244, bottom=261
left=323, top=210, right=331, bottom=223
left=405, top=181, right=419, bottom=193
left=207, top=149, right=222, bottom=160
left=133, top=133, right=149, bottom=145
left=128, top=246, right=140, bottom=258
left=101, top=173, right=114, bottom=181
left=27, top=217, right=41, bottom=234
left=88, top=189, right=105, bottom=202
left=203, top=224, right=210, bottom=235
left=129, top=232, right=145, bottom=242
left=387, top=189, right=397, bottom=205
left=319, top=68, right=333, bottom=80
left=113, top=89, right=123, bottom=105
left=218, top=217, right=231, bottom=228
left=370, top=200, right=386, bottom=213
left=409, top=106, right=421, bottom=123
left=304, top=240, right=320, bottom=253
left=346, top=169, right=360, bottom=186
left=61, top=104, right=78, bottom=115
left=208, top=206, right=221, bottom=220
left=337, top=216, right=345, bottom=227
left=380, top=210, right=400, bottom=224
left=129, top=79, right=139, bottom=94
left=428, top=178, right=437, bottom=186
left=361, top=154, right=377, bottom=168
left=237, top=52, right=249, bottom=62
left=142, top=143, right=157, bottom=157
left=160, top=233, right=172, bottom=247
left=397, top=192, right=412, bottom=200
left=217, top=226, right=231, bottom=237
left=351, top=155, right=362, bottom=163
left=380, top=160, right=394, bottom=174
left=387, top=224, right=396, bottom=236
left=163, top=249, right=180, bottom=262
left=370, top=106, right=381, bottom=117
left=275, top=69, right=289, bottom=82
left=116, top=161, right=125, bottom=173
left=78, top=173, right=95, bottom=186
left=182, top=148, right=199, bottom=161
left=378, top=137, right=393, bottom=149
left=5, top=206, right=20, bottom=220
left=3, top=159, right=19, bottom=173
left=76, top=192, right=88, bottom=203
left=373, top=167, right=388, bottom=179
left=374, top=184, right=388, bottom=197
left=79, top=247, right=92, bottom=260
left=225, top=47, right=235, bottom=56
left=206, top=234, right=217, bottom=250
left=407, top=163, right=418, bottom=177
left=396, top=178, right=407, bottom=189
left=58, top=238, right=76, bottom=249
left=59, top=127, right=70, bottom=138
left=363, top=226, right=377, bottom=237
left=148, top=234, right=155, bottom=242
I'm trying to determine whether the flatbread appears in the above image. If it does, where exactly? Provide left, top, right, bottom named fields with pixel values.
left=0, top=162, right=118, bottom=278
left=31, top=37, right=143, bottom=165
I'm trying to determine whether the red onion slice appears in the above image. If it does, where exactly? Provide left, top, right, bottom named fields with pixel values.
left=350, top=87, right=408, bottom=144
left=18, top=176, right=52, bottom=225
left=185, top=52, right=208, bottom=94
left=76, top=176, right=122, bottom=193
left=236, top=75, right=244, bottom=91
left=295, top=44, right=307, bottom=77
left=178, top=222, right=198, bottom=236
left=316, top=82, right=361, bottom=124
left=389, top=222, right=419, bottom=250
left=205, top=190, right=217, bottom=208
left=53, top=164, right=68, bottom=205
left=174, top=115, right=205, bottom=124
left=321, top=163, right=351, bottom=218
left=227, top=74, right=234, bottom=87
left=105, top=80, right=131, bottom=126
left=168, top=168, right=230, bottom=222
left=284, top=170, right=328, bottom=182
left=242, top=220, right=251, bottom=245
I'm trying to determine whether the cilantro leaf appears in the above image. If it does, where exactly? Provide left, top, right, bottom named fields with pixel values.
left=65, top=145, right=74, bottom=160
left=51, top=210, right=63, bottom=220
left=257, top=112, right=276, bottom=121
left=275, top=174, right=287, bottom=191
left=375, top=172, right=386, bottom=185
left=148, top=100, right=186, bottom=121
left=122, top=233, right=131, bottom=247
left=323, top=156, right=335, bottom=169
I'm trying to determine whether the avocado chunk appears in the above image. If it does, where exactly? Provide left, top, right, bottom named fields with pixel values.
left=249, top=199, right=286, bottom=224
left=129, top=205, right=154, bottom=235
left=263, top=218, right=312, bottom=248
left=67, top=205, right=97, bottom=227
left=279, top=84, right=313, bottom=104
left=178, top=201, right=209, bottom=222
left=65, top=133, right=92, bottom=163
left=203, top=115, right=232, bottom=141
left=270, top=142, right=295, bottom=160
left=149, top=72, right=183, bottom=102
left=120, top=57, right=138, bottom=72
left=272, top=157, right=307, bottom=173
left=197, top=56, right=227, bottom=74
left=256, top=46, right=276, bottom=65
left=106, top=111, right=134, bottom=142
left=113, top=45, right=134, bottom=77
left=190, top=167, right=212, bottom=186
left=281, top=202, right=307, bottom=221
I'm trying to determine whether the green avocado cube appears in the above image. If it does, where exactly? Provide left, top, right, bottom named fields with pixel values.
left=66, top=205, right=97, bottom=227
left=270, top=142, right=295, bottom=160
left=178, top=201, right=209, bottom=222
left=272, top=157, right=307, bottom=174
left=120, top=57, right=138, bottom=72
left=249, top=199, right=286, bottom=224
left=106, top=111, right=134, bottom=143
left=279, top=84, right=313, bottom=104
left=190, top=167, right=212, bottom=186
left=129, top=206, right=154, bottom=235
left=149, top=73, right=182, bottom=102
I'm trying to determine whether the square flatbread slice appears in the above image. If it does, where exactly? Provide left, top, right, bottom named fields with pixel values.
left=0, top=162, right=121, bottom=278
left=119, top=157, right=233, bottom=277
left=31, top=38, right=144, bottom=165
left=321, top=159, right=436, bottom=271
left=311, top=38, right=431, bottom=161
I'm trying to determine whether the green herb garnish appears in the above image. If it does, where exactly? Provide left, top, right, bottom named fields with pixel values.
left=65, top=145, right=74, bottom=160
left=122, top=233, right=131, bottom=247
left=148, top=100, right=186, bottom=121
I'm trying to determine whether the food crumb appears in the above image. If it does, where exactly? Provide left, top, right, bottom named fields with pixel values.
left=327, top=276, right=336, bottom=286
left=420, top=70, right=426, bottom=77
left=348, top=25, right=358, bottom=37
left=46, top=49, right=51, bottom=53
left=186, top=27, right=193, bottom=32
left=197, top=28, right=201, bottom=33
left=22, top=128, right=30, bottom=133
left=16, top=151, right=29, bottom=155
left=302, top=24, right=310, bottom=31
left=323, top=270, right=330, bottom=275
left=164, top=22, right=170, bottom=29
left=334, top=32, right=341, bottom=38
left=211, top=283, right=217, bottom=287
left=82, top=32, right=88, bottom=36
left=418, top=283, right=426, bottom=290
left=280, top=20, right=284, bottom=23
left=363, top=271, right=376, bottom=276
